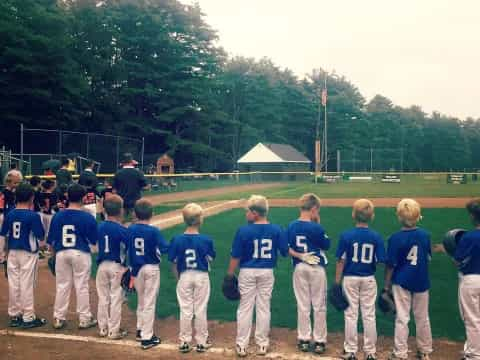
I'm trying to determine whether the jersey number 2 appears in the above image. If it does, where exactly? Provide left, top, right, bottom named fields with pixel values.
left=185, top=249, right=197, bottom=269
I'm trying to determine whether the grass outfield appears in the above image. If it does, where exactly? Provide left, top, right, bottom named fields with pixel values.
left=185, top=181, right=479, bottom=202
left=123, top=207, right=471, bottom=341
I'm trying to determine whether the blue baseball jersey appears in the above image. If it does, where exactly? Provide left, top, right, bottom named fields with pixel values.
left=0, top=209, right=45, bottom=253
left=168, top=233, right=216, bottom=274
left=231, top=223, right=289, bottom=269
left=127, top=223, right=169, bottom=276
left=336, top=227, right=386, bottom=277
left=287, top=220, right=330, bottom=267
left=47, top=209, right=98, bottom=254
left=454, top=229, right=480, bottom=275
left=387, top=228, right=431, bottom=292
left=97, top=221, right=130, bottom=266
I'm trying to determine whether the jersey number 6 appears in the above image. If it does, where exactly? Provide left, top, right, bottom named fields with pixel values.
left=62, top=225, right=76, bottom=248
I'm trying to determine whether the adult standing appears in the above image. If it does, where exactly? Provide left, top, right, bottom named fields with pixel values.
left=79, top=161, right=99, bottom=218
left=55, top=158, right=73, bottom=188
left=113, top=153, right=147, bottom=218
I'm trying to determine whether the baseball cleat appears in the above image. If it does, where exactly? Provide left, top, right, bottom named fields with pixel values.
left=313, top=342, right=326, bottom=354
left=108, top=329, right=128, bottom=339
left=416, top=352, right=431, bottom=360
left=196, top=344, right=208, bottom=353
left=204, top=337, right=212, bottom=349
left=9, top=316, right=23, bottom=328
left=257, top=345, right=268, bottom=356
left=341, top=351, right=357, bottom=360
left=78, top=317, right=97, bottom=329
left=22, top=317, right=47, bottom=329
left=366, top=354, right=377, bottom=360
left=297, top=339, right=310, bottom=352
left=179, top=342, right=192, bottom=353
left=236, top=345, right=247, bottom=357
left=136, top=329, right=142, bottom=342
left=99, top=328, right=108, bottom=337
left=53, top=318, right=66, bottom=329
left=141, top=335, right=161, bottom=350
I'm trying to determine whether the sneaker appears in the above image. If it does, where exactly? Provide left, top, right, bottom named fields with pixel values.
left=388, top=353, right=404, bottom=360
left=109, top=329, right=128, bottom=340
left=99, top=328, right=108, bottom=337
left=179, top=342, right=192, bottom=353
left=297, top=340, right=310, bottom=352
left=196, top=344, right=208, bottom=353
left=236, top=344, right=247, bottom=357
left=257, top=345, right=268, bottom=356
left=342, top=351, right=357, bottom=360
left=53, top=318, right=66, bottom=329
left=22, top=317, right=47, bottom=329
left=366, top=354, right=377, bottom=360
left=136, top=329, right=142, bottom=342
left=141, top=335, right=161, bottom=350
left=205, top=338, right=213, bottom=349
left=78, top=317, right=98, bottom=329
left=313, top=342, right=326, bottom=354
left=9, top=316, right=23, bottom=328
left=417, top=352, right=431, bottom=360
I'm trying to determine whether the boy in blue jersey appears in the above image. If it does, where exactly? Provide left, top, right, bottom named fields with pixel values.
left=226, top=195, right=289, bottom=357
left=128, top=198, right=169, bottom=350
left=385, top=199, right=432, bottom=360
left=47, top=183, right=98, bottom=330
left=287, top=193, right=330, bottom=354
left=96, top=194, right=130, bottom=339
left=0, top=183, right=47, bottom=328
left=455, top=199, right=480, bottom=360
left=169, top=203, right=216, bottom=353
left=335, top=199, right=386, bottom=360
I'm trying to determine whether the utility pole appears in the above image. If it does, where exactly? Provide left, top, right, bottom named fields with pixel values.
left=322, top=74, right=328, bottom=172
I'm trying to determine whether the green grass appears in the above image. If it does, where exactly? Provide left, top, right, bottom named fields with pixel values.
left=120, top=207, right=471, bottom=341
left=186, top=181, right=479, bottom=202
left=144, top=179, right=249, bottom=195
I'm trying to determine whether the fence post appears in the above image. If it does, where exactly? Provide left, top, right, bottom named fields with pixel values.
left=59, top=130, right=62, bottom=156
left=116, top=136, right=120, bottom=170
left=86, top=134, right=90, bottom=159
left=336, top=149, right=340, bottom=173
left=141, top=137, right=145, bottom=169
left=20, top=123, right=24, bottom=162
left=370, top=148, right=373, bottom=173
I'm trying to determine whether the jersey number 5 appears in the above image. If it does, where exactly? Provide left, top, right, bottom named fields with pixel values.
left=253, top=238, right=272, bottom=259
left=62, top=225, right=76, bottom=248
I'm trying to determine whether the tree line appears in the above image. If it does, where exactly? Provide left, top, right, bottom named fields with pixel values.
left=1, top=0, right=479, bottom=172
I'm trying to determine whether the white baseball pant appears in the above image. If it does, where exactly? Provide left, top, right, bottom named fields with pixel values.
left=459, top=274, right=480, bottom=359
left=0, top=214, right=5, bottom=262
left=236, top=268, right=274, bottom=349
left=7, top=250, right=39, bottom=321
left=53, top=249, right=93, bottom=322
left=134, top=264, right=160, bottom=340
left=40, top=213, right=53, bottom=240
left=392, top=285, right=433, bottom=359
left=342, top=276, right=377, bottom=355
left=293, top=263, right=327, bottom=343
left=176, top=270, right=211, bottom=345
left=96, top=261, right=125, bottom=336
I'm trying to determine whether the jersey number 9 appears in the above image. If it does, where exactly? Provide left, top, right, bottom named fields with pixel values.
left=134, top=238, right=145, bottom=256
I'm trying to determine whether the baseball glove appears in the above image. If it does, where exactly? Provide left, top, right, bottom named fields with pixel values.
left=328, top=283, right=349, bottom=311
left=121, top=268, right=135, bottom=293
left=378, top=289, right=396, bottom=314
left=222, top=274, right=240, bottom=301
left=443, top=228, right=466, bottom=257
left=2, top=260, right=7, bottom=278
left=48, top=256, right=56, bottom=276
left=298, top=251, right=321, bottom=265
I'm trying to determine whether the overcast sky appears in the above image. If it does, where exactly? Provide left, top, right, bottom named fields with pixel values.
left=182, top=0, right=479, bottom=119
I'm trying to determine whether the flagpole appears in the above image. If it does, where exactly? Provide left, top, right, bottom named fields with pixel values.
left=323, top=74, right=328, bottom=172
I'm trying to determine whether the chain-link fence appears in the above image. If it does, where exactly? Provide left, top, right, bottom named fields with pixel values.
left=328, top=148, right=404, bottom=172
left=19, top=126, right=144, bottom=174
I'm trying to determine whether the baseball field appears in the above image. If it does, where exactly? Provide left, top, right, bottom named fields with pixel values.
left=1, top=179, right=477, bottom=359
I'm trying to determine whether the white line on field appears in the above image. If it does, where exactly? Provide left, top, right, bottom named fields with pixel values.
left=151, top=200, right=241, bottom=226
left=0, top=329, right=340, bottom=359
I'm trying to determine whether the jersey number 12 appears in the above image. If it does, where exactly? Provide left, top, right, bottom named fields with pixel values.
left=253, top=239, right=272, bottom=259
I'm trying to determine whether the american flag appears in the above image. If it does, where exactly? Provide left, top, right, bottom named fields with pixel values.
left=321, top=88, right=328, bottom=106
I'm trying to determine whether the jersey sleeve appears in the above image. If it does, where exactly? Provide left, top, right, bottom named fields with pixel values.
left=156, top=229, right=169, bottom=254
left=455, top=233, right=474, bottom=263
left=335, top=233, right=347, bottom=259
left=86, top=216, right=98, bottom=245
left=0, top=213, right=10, bottom=236
left=314, top=225, right=330, bottom=250
left=375, top=235, right=387, bottom=263
left=278, top=228, right=289, bottom=257
left=167, top=237, right=177, bottom=263
left=47, top=213, right=60, bottom=246
left=230, top=228, right=243, bottom=258
left=32, top=213, right=45, bottom=239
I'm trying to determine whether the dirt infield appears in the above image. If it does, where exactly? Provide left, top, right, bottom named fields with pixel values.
left=0, top=252, right=465, bottom=360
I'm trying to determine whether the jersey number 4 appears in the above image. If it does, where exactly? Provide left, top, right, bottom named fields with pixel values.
left=253, top=239, right=272, bottom=259
left=407, top=245, right=418, bottom=265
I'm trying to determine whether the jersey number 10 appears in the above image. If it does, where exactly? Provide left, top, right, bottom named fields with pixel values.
left=352, top=242, right=374, bottom=264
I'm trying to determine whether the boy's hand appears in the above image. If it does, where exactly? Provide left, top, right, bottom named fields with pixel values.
left=299, top=252, right=321, bottom=265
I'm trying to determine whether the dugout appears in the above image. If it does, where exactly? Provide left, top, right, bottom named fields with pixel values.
left=237, top=143, right=311, bottom=181
left=156, top=154, right=174, bottom=174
